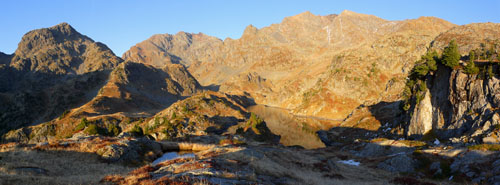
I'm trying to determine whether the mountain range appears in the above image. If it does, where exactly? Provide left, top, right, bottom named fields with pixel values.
left=1, top=10, right=500, bottom=185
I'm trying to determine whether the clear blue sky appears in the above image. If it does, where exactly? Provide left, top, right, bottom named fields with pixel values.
left=1, top=0, right=499, bottom=56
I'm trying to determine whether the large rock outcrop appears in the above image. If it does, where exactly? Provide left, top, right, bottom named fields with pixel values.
left=406, top=23, right=500, bottom=141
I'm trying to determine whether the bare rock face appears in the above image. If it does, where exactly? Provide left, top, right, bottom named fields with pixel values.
left=408, top=90, right=433, bottom=136
left=0, top=23, right=123, bottom=135
left=124, top=10, right=455, bottom=120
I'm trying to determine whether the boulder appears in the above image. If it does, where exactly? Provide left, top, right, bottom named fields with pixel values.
left=377, top=154, right=416, bottom=173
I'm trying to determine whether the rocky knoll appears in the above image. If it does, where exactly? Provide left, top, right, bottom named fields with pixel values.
left=0, top=23, right=123, bottom=135
left=3, top=61, right=204, bottom=143
left=405, top=23, right=500, bottom=142
left=72, top=61, right=202, bottom=118
left=122, top=32, right=223, bottom=67
left=124, top=10, right=455, bottom=120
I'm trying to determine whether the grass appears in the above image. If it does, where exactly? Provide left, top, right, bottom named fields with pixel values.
left=467, top=144, right=500, bottom=151
left=0, top=144, right=133, bottom=185
left=370, top=138, right=389, bottom=143
left=398, top=140, right=427, bottom=147
left=219, top=138, right=245, bottom=146
left=421, top=129, right=438, bottom=141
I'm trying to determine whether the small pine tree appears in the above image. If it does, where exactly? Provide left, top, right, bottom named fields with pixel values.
left=488, top=65, right=494, bottom=79
left=464, top=61, right=479, bottom=74
left=469, top=50, right=475, bottom=62
left=442, top=40, right=461, bottom=68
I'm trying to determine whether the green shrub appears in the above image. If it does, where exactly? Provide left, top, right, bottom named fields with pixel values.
left=106, top=124, right=121, bottom=136
left=171, top=112, right=177, bottom=120
left=487, top=65, right=494, bottom=79
left=247, top=113, right=265, bottom=134
left=130, top=125, right=144, bottom=137
left=84, top=124, right=101, bottom=135
left=464, top=61, right=479, bottom=74
left=59, top=110, right=70, bottom=120
left=413, top=64, right=429, bottom=77
left=74, top=118, right=89, bottom=131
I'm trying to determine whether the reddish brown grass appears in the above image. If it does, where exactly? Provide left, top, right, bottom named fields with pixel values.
left=129, top=165, right=156, bottom=176
left=100, top=174, right=125, bottom=184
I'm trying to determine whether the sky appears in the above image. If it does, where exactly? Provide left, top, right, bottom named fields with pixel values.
left=1, top=0, right=499, bottom=56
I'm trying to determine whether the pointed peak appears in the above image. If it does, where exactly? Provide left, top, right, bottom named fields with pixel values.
left=242, top=24, right=258, bottom=36
left=49, top=22, right=78, bottom=35
left=290, top=11, right=318, bottom=20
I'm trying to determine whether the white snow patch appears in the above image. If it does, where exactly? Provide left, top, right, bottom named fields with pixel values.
left=338, top=159, right=360, bottom=166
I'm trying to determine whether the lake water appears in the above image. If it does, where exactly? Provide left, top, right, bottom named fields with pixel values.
left=152, top=151, right=195, bottom=166
left=247, top=105, right=341, bottom=149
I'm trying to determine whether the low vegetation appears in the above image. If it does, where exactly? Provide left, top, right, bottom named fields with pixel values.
left=467, top=143, right=500, bottom=151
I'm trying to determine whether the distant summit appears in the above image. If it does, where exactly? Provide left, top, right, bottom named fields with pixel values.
left=11, top=22, right=121, bottom=74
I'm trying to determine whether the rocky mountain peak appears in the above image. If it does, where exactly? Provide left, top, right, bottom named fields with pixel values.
left=10, top=22, right=122, bottom=74
left=241, top=24, right=258, bottom=38
left=15, top=22, right=83, bottom=56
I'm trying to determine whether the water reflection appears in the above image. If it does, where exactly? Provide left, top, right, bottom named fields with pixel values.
left=247, top=105, right=340, bottom=149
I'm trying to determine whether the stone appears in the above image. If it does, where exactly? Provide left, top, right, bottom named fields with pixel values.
left=377, top=154, right=416, bottom=173
left=430, top=162, right=442, bottom=176
left=408, top=90, right=433, bottom=137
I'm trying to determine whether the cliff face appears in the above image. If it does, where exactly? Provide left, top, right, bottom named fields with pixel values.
left=406, top=23, right=500, bottom=142
left=124, top=10, right=455, bottom=120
